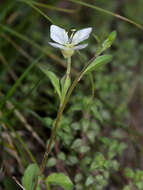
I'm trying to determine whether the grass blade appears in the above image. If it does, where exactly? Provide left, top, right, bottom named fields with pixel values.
left=69, top=0, right=143, bottom=30
left=18, top=0, right=54, bottom=24
left=0, top=54, right=44, bottom=109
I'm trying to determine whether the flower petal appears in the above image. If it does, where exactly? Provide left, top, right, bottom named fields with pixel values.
left=72, top=43, right=88, bottom=50
left=49, top=42, right=66, bottom=50
left=72, top=27, right=92, bottom=45
left=50, top=25, right=69, bottom=44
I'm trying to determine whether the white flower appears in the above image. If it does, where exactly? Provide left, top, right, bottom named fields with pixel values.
left=49, top=25, right=92, bottom=58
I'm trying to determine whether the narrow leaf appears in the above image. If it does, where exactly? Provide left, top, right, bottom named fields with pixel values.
left=102, top=31, right=117, bottom=51
left=46, top=173, right=74, bottom=190
left=96, top=31, right=117, bottom=55
left=83, top=55, right=112, bottom=75
left=39, top=64, right=61, bottom=100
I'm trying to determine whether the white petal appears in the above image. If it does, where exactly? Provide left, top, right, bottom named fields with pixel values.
left=49, top=42, right=66, bottom=50
left=72, top=27, right=92, bottom=45
left=72, top=43, right=88, bottom=50
left=50, top=25, right=69, bottom=44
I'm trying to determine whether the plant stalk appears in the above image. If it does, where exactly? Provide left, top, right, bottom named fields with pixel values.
left=66, top=57, right=71, bottom=75
left=33, top=54, right=97, bottom=190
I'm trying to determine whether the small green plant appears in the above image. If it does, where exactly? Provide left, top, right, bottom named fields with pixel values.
left=20, top=24, right=116, bottom=190
left=123, top=168, right=143, bottom=190
left=2, top=0, right=143, bottom=189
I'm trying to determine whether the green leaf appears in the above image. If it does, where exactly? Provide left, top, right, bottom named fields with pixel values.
left=22, top=164, right=40, bottom=190
left=91, top=105, right=103, bottom=122
left=39, top=64, right=61, bottom=100
left=57, top=152, right=66, bottom=161
left=90, top=153, right=105, bottom=171
left=71, top=139, right=82, bottom=149
left=46, top=173, right=74, bottom=190
left=101, top=31, right=117, bottom=53
left=47, top=157, right=57, bottom=168
left=95, top=175, right=104, bottom=184
left=74, top=173, right=83, bottom=183
left=136, top=181, right=143, bottom=190
left=123, top=185, right=131, bottom=190
left=87, top=130, right=96, bottom=143
left=67, top=155, right=78, bottom=165
left=85, top=175, right=94, bottom=186
left=124, top=168, right=134, bottom=178
left=96, top=31, right=116, bottom=55
left=112, top=160, right=119, bottom=171
left=83, top=55, right=112, bottom=75
left=79, top=145, right=90, bottom=153
left=103, top=31, right=117, bottom=48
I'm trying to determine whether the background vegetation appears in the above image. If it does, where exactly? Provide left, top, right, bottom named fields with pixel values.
left=0, top=0, right=143, bottom=189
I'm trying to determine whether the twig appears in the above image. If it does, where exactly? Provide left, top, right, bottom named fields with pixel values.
left=12, top=177, right=26, bottom=190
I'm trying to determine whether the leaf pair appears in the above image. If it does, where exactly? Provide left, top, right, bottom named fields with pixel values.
left=39, top=54, right=113, bottom=101
left=22, top=164, right=74, bottom=190
left=39, top=31, right=116, bottom=102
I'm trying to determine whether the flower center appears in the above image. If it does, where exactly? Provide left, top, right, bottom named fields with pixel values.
left=66, top=43, right=74, bottom=48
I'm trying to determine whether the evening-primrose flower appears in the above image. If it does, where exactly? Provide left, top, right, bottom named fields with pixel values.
left=49, top=25, right=92, bottom=58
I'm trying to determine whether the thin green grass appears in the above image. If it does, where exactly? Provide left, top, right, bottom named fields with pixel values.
left=0, top=24, right=65, bottom=67
left=25, top=0, right=75, bottom=13
left=69, top=0, right=143, bottom=30
left=0, top=53, right=44, bottom=109
left=18, top=0, right=54, bottom=24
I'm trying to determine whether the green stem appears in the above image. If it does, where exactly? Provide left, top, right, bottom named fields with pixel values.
left=66, top=57, right=71, bottom=75
left=33, top=54, right=97, bottom=190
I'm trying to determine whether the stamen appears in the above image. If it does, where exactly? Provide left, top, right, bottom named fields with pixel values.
left=70, top=29, right=76, bottom=43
